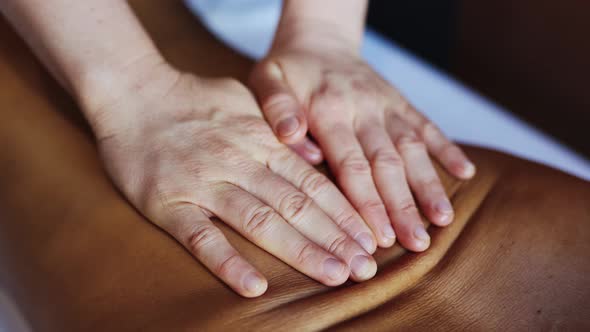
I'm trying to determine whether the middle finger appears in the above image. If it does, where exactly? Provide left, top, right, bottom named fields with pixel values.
left=312, top=121, right=396, bottom=248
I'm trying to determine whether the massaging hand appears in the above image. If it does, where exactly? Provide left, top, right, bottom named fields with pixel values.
left=250, top=38, right=476, bottom=252
left=92, top=66, right=378, bottom=297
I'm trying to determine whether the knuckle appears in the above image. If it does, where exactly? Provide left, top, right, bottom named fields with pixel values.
left=148, top=187, right=189, bottom=223
left=418, top=178, right=443, bottom=192
left=398, top=100, right=414, bottom=117
left=350, top=78, right=373, bottom=94
left=420, top=121, right=440, bottom=139
left=326, top=233, right=350, bottom=254
left=215, top=253, right=242, bottom=278
left=267, top=147, right=296, bottom=168
left=263, top=93, right=293, bottom=114
left=394, top=134, right=425, bottom=152
left=334, top=211, right=359, bottom=231
left=187, top=225, right=224, bottom=254
left=371, top=148, right=404, bottom=169
left=398, top=201, right=419, bottom=215
left=240, top=116, right=272, bottom=135
left=206, top=138, right=236, bottom=159
left=278, top=191, right=312, bottom=222
left=339, top=153, right=371, bottom=174
left=360, top=199, right=386, bottom=214
left=295, top=242, right=318, bottom=266
left=299, top=168, right=331, bottom=197
left=440, top=142, right=460, bottom=156
left=243, top=205, right=277, bottom=237
left=313, top=84, right=345, bottom=113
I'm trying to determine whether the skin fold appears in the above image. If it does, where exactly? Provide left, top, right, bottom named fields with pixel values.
left=0, top=0, right=474, bottom=297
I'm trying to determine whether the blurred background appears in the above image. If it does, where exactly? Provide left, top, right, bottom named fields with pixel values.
left=368, top=0, right=590, bottom=158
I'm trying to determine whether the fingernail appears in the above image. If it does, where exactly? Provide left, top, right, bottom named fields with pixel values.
left=435, top=199, right=453, bottom=215
left=435, top=199, right=454, bottom=225
left=276, top=117, right=299, bottom=137
left=243, top=272, right=265, bottom=294
left=304, top=140, right=321, bottom=156
left=383, top=225, right=396, bottom=241
left=414, top=225, right=430, bottom=242
left=350, top=255, right=376, bottom=280
left=356, top=232, right=375, bottom=253
left=324, top=258, right=346, bottom=280
left=462, top=161, right=476, bottom=178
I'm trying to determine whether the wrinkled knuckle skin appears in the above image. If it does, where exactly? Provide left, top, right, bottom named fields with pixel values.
left=326, top=233, right=350, bottom=255
left=360, top=200, right=386, bottom=214
left=419, top=179, right=444, bottom=192
left=440, top=142, right=460, bottom=157
left=215, top=254, right=242, bottom=279
left=311, top=83, right=346, bottom=115
left=299, top=169, right=330, bottom=197
left=207, top=139, right=236, bottom=159
left=339, top=154, right=371, bottom=174
left=187, top=225, right=224, bottom=255
left=395, top=134, right=425, bottom=153
left=267, top=147, right=296, bottom=168
left=399, top=201, right=419, bottom=215
left=279, top=191, right=312, bottom=223
left=371, top=148, right=404, bottom=169
left=397, top=100, right=414, bottom=117
left=263, top=93, right=293, bottom=115
left=295, top=242, right=318, bottom=266
left=237, top=116, right=278, bottom=143
left=420, top=121, right=440, bottom=139
left=148, top=186, right=188, bottom=224
left=243, top=206, right=277, bottom=238
left=334, top=211, right=359, bottom=232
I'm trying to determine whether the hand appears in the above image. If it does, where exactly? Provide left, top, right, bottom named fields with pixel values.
left=88, top=65, right=378, bottom=297
left=249, top=36, right=476, bottom=253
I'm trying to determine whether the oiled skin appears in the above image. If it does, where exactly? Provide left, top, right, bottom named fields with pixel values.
left=0, top=1, right=588, bottom=331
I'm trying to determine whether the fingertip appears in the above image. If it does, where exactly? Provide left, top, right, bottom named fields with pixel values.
left=431, top=199, right=454, bottom=226
left=456, top=161, right=476, bottom=179
left=241, top=272, right=268, bottom=298
left=305, top=153, right=324, bottom=165
left=322, top=258, right=350, bottom=286
left=276, top=117, right=308, bottom=145
left=411, top=226, right=431, bottom=252
left=276, top=116, right=300, bottom=138
left=355, top=232, right=377, bottom=254
left=301, top=138, right=324, bottom=163
left=289, top=138, right=324, bottom=164
left=350, top=255, right=378, bottom=282
left=377, top=224, right=396, bottom=248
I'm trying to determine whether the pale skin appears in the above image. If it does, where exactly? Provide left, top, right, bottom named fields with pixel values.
left=0, top=0, right=474, bottom=297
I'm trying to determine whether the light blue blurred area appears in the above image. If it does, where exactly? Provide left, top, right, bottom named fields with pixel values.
left=185, top=0, right=590, bottom=180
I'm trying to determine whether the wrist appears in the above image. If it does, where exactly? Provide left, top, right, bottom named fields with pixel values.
left=272, top=20, right=362, bottom=56
left=75, top=53, right=181, bottom=139
left=272, top=0, right=367, bottom=54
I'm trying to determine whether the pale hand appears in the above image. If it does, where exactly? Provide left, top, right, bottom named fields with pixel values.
left=250, top=43, right=476, bottom=252
left=92, top=66, right=378, bottom=297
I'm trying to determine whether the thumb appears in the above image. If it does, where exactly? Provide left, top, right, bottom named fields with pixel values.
left=249, top=60, right=308, bottom=145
